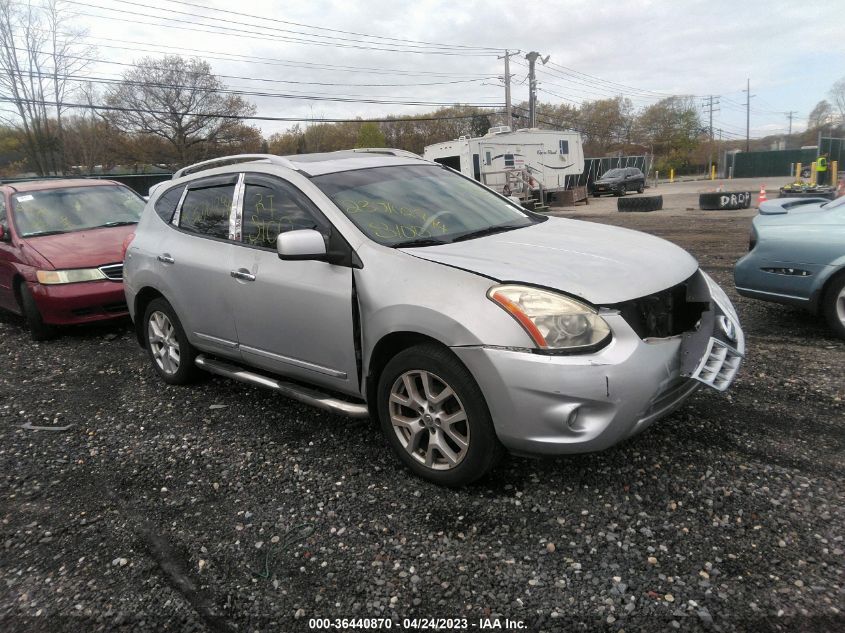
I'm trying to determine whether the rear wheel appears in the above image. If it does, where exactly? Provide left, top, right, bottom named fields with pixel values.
left=143, top=297, right=200, bottom=384
left=18, top=281, right=55, bottom=341
left=822, top=273, right=845, bottom=339
left=377, top=343, right=502, bottom=486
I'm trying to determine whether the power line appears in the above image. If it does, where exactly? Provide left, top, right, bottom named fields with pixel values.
left=53, top=0, right=500, bottom=56
left=152, top=0, right=503, bottom=52
left=0, top=95, right=506, bottom=123
left=6, top=67, right=504, bottom=107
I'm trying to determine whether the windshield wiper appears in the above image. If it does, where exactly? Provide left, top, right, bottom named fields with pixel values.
left=450, top=224, right=523, bottom=243
left=392, top=238, right=449, bottom=248
left=24, top=230, right=67, bottom=237
left=95, top=220, right=138, bottom=228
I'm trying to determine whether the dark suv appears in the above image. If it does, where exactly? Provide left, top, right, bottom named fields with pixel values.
left=592, top=167, right=646, bottom=197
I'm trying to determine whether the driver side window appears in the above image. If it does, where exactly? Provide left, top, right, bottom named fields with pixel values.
left=241, top=174, right=328, bottom=249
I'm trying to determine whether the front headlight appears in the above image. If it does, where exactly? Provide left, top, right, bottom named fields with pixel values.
left=701, top=272, right=739, bottom=322
left=488, top=284, right=611, bottom=351
left=36, top=268, right=108, bottom=284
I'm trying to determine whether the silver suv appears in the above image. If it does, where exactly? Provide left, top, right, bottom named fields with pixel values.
left=124, top=151, right=744, bottom=486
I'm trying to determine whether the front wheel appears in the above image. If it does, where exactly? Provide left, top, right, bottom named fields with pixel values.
left=637, top=182, right=644, bottom=194
left=143, top=298, right=201, bottom=384
left=822, top=274, right=845, bottom=339
left=377, top=343, right=502, bottom=486
left=18, top=281, right=56, bottom=341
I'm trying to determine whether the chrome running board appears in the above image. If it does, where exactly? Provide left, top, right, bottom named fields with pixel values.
left=195, top=355, right=370, bottom=419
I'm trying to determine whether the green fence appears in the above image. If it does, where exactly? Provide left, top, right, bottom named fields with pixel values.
left=730, top=149, right=816, bottom=178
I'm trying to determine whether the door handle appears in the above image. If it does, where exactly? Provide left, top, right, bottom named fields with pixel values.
left=230, top=269, right=256, bottom=282
left=157, top=254, right=174, bottom=264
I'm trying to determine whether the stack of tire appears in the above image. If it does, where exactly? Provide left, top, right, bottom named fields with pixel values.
left=698, top=191, right=752, bottom=210
left=617, top=195, right=663, bottom=212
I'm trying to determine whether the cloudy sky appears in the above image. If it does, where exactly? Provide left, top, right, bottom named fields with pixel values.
left=63, top=0, right=843, bottom=140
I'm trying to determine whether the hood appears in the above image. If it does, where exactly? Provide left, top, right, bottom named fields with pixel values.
left=404, top=217, right=698, bottom=305
left=23, top=225, right=135, bottom=269
left=595, top=176, right=623, bottom=184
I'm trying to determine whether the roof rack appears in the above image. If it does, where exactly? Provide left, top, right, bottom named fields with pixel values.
left=351, top=148, right=423, bottom=159
left=172, top=154, right=298, bottom=179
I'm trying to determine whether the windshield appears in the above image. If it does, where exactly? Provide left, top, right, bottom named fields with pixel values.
left=602, top=169, right=625, bottom=178
left=13, top=185, right=145, bottom=237
left=312, top=165, right=542, bottom=247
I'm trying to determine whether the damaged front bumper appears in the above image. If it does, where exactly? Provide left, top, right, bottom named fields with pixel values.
left=452, top=281, right=744, bottom=456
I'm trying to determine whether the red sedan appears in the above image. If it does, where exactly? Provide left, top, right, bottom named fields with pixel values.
left=0, top=179, right=145, bottom=339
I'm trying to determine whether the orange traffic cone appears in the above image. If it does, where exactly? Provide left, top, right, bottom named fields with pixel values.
left=757, top=184, right=767, bottom=205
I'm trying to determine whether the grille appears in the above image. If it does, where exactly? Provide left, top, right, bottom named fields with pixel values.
left=610, top=278, right=708, bottom=339
left=690, top=338, right=742, bottom=391
left=99, top=263, right=123, bottom=281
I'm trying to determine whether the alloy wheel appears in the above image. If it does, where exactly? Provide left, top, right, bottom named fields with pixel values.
left=388, top=370, right=469, bottom=470
left=148, top=310, right=180, bottom=375
left=837, top=286, right=845, bottom=326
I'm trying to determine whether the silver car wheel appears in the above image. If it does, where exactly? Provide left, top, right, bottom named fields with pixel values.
left=837, top=286, right=845, bottom=326
left=148, top=310, right=180, bottom=375
left=388, top=369, right=470, bottom=471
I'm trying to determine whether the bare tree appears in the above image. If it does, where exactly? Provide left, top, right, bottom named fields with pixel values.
left=105, top=55, right=256, bottom=167
left=807, top=100, right=834, bottom=130
left=829, top=78, right=845, bottom=123
left=0, top=0, right=92, bottom=174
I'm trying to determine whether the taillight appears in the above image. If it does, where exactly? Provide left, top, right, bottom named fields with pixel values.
left=121, top=233, right=135, bottom=260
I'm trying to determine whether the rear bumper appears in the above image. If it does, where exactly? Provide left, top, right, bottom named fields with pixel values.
left=452, top=305, right=743, bottom=456
left=29, top=280, right=129, bottom=325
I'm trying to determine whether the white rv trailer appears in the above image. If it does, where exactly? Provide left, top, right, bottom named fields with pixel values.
left=423, top=126, right=584, bottom=196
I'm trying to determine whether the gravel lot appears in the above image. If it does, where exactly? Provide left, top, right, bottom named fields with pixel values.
left=1, top=188, right=843, bottom=632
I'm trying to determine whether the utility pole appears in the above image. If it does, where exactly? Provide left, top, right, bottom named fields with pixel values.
left=525, top=51, right=549, bottom=129
left=703, top=95, right=720, bottom=174
left=498, top=50, right=518, bottom=130
left=786, top=110, right=796, bottom=136
left=742, top=78, right=755, bottom=152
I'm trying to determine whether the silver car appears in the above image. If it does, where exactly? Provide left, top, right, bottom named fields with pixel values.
left=124, top=151, right=744, bottom=486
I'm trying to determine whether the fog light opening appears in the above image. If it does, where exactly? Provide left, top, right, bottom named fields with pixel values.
left=566, top=406, right=582, bottom=431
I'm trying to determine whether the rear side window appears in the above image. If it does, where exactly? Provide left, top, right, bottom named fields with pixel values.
left=0, top=196, right=6, bottom=224
left=241, top=174, right=327, bottom=249
left=559, top=140, right=569, bottom=155
left=180, top=180, right=235, bottom=240
left=154, top=186, right=184, bottom=223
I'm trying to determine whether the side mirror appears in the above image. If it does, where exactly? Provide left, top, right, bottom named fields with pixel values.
left=0, top=224, right=9, bottom=242
left=277, top=229, right=329, bottom=262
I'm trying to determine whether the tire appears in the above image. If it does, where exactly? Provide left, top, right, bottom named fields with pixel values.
left=143, top=297, right=201, bottom=385
left=592, top=193, right=600, bottom=198
left=636, top=182, right=644, bottom=194
left=376, top=343, right=502, bottom=487
left=822, top=273, right=845, bottom=340
left=615, top=184, right=626, bottom=197
left=617, top=195, right=663, bottom=212
left=699, top=192, right=751, bottom=210
left=18, top=281, right=56, bottom=341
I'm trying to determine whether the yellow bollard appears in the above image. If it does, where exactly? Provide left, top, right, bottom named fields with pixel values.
left=710, top=164, right=716, bottom=180
left=810, top=162, right=817, bottom=185
left=669, top=168, right=674, bottom=183
left=795, top=162, right=802, bottom=181
left=831, top=160, right=838, bottom=187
